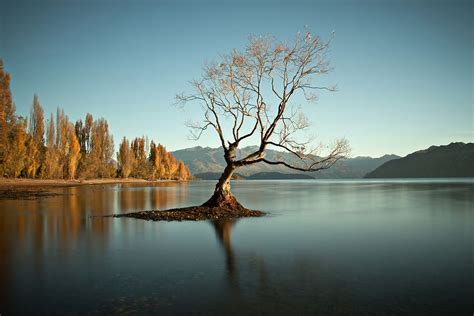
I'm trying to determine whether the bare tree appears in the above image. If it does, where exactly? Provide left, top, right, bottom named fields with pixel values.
left=177, top=31, right=350, bottom=209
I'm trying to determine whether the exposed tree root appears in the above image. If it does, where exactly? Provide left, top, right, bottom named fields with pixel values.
left=201, top=191, right=244, bottom=209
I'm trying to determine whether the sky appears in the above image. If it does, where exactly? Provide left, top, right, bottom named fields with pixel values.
left=1, top=0, right=472, bottom=157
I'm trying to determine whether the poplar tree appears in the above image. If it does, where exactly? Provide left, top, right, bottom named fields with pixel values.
left=90, top=118, right=114, bottom=178
left=117, top=137, right=134, bottom=178
left=5, top=117, right=28, bottom=177
left=131, top=137, right=147, bottom=178
left=67, top=124, right=80, bottom=179
left=167, top=152, right=178, bottom=179
left=54, top=108, right=70, bottom=178
left=25, top=136, right=38, bottom=178
left=75, top=113, right=92, bottom=177
left=156, top=144, right=167, bottom=179
left=74, top=119, right=86, bottom=153
left=176, top=161, right=191, bottom=180
left=0, top=60, right=16, bottom=176
left=43, top=113, right=59, bottom=178
left=25, top=95, right=45, bottom=177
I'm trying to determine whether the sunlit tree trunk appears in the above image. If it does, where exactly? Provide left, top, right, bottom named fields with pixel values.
left=203, top=164, right=240, bottom=208
left=202, top=145, right=243, bottom=208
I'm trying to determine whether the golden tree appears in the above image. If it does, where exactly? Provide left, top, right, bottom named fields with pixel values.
left=67, top=124, right=80, bottom=179
left=176, top=160, right=191, bottom=180
left=25, top=137, right=38, bottom=178
left=149, top=141, right=160, bottom=180
left=25, top=95, right=45, bottom=177
left=0, top=60, right=15, bottom=176
left=131, top=137, right=147, bottom=178
left=42, top=113, right=59, bottom=178
left=90, top=118, right=115, bottom=178
left=117, top=137, right=134, bottom=178
left=5, top=118, right=28, bottom=178
left=156, top=144, right=167, bottom=179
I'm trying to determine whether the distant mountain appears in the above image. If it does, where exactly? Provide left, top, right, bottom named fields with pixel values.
left=365, top=142, right=474, bottom=178
left=246, top=172, right=314, bottom=180
left=194, top=171, right=314, bottom=180
left=172, top=146, right=399, bottom=179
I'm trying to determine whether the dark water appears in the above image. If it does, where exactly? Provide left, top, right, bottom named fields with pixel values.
left=1, top=179, right=473, bottom=315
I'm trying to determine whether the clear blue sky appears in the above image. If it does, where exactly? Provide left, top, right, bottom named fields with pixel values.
left=1, top=0, right=472, bottom=157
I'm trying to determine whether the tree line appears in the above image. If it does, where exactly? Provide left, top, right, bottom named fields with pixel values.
left=0, top=60, right=191, bottom=180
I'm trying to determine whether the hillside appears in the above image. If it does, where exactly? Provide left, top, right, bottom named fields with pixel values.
left=172, top=146, right=399, bottom=179
left=365, top=142, right=474, bottom=178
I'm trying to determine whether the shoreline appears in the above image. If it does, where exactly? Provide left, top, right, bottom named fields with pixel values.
left=0, top=178, right=189, bottom=188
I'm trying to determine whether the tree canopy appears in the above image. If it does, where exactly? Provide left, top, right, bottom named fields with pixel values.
left=177, top=31, right=350, bottom=207
left=178, top=32, right=349, bottom=174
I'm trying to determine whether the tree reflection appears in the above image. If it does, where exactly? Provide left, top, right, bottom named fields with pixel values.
left=207, top=218, right=354, bottom=314
left=210, top=218, right=241, bottom=291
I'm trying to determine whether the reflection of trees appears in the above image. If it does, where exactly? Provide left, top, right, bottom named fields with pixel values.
left=150, top=185, right=173, bottom=210
left=0, top=200, right=14, bottom=309
left=149, top=182, right=188, bottom=210
left=0, top=182, right=195, bottom=313
left=120, top=184, right=134, bottom=211
left=1, top=183, right=191, bottom=272
left=117, top=182, right=190, bottom=212
left=12, top=186, right=116, bottom=252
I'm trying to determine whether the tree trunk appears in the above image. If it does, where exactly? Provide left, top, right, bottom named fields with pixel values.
left=202, top=164, right=243, bottom=209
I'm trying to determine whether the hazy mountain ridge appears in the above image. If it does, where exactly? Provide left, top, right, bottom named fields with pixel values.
left=246, top=172, right=314, bottom=180
left=365, top=142, right=474, bottom=178
left=193, top=172, right=246, bottom=180
left=172, top=146, right=399, bottom=179
left=194, top=171, right=314, bottom=180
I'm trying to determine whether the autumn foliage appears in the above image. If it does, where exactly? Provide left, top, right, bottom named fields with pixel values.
left=0, top=60, right=191, bottom=181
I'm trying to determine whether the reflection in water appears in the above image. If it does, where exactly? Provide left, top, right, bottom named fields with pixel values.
left=0, top=182, right=192, bottom=313
left=211, top=219, right=238, bottom=288
left=208, top=217, right=354, bottom=315
left=1, top=180, right=473, bottom=315
left=5, top=183, right=191, bottom=250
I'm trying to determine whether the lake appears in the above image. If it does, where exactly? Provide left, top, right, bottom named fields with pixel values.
left=1, top=179, right=473, bottom=315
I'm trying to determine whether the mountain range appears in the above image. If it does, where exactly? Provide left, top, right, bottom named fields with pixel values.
left=172, top=146, right=399, bottom=179
left=173, top=142, right=474, bottom=179
left=365, top=142, right=474, bottom=178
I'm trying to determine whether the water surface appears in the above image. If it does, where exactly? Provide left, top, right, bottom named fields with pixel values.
left=1, top=179, right=473, bottom=315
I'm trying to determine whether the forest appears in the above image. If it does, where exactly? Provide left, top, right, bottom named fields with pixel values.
left=0, top=60, right=191, bottom=181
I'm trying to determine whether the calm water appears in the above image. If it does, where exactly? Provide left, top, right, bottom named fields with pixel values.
left=1, top=179, right=473, bottom=315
